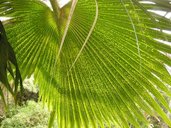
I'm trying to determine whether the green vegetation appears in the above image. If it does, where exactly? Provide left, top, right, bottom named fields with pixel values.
left=0, top=0, right=171, bottom=127
left=0, top=100, right=170, bottom=128
left=0, top=101, right=50, bottom=128
left=0, top=20, right=23, bottom=107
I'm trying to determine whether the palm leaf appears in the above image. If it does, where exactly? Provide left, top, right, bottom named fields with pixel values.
left=0, top=0, right=171, bottom=127
left=0, top=20, right=23, bottom=105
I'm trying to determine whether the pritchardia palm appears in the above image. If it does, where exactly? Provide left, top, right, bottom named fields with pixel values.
left=0, top=0, right=171, bottom=127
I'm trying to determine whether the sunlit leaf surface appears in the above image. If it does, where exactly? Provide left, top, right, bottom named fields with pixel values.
left=0, top=0, right=171, bottom=127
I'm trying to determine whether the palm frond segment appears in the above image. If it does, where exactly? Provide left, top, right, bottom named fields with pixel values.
left=0, top=0, right=171, bottom=127
left=0, top=20, right=23, bottom=106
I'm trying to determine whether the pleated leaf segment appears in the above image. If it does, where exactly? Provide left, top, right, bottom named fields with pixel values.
left=0, top=0, right=171, bottom=127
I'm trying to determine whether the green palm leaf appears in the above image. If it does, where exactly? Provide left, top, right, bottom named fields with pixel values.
left=0, top=0, right=171, bottom=127
left=0, top=20, right=23, bottom=106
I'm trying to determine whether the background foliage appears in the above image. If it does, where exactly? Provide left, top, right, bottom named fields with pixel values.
left=0, top=101, right=50, bottom=128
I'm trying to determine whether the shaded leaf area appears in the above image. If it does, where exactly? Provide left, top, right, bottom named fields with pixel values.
left=0, top=20, right=23, bottom=107
left=0, top=0, right=171, bottom=127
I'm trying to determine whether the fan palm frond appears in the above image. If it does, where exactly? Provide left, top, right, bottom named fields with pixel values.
left=0, top=0, right=171, bottom=127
